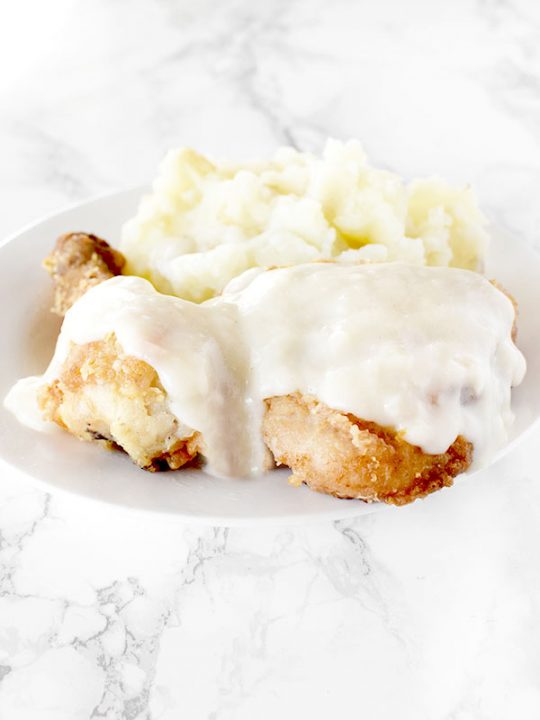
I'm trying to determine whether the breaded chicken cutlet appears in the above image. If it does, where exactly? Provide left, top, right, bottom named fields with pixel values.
left=263, top=395, right=472, bottom=505
left=44, top=232, right=125, bottom=316
left=33, top=233, right=505, bottom=506
left=39, top=330, right=473, bottom=504
left=39, top=334, right=202, bottom=472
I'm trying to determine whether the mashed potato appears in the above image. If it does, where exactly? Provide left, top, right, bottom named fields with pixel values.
left=121, top=140, right=488, bottom=302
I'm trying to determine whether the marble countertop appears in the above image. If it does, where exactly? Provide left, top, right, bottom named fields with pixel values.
left=2, top=0, right=540, bottom=717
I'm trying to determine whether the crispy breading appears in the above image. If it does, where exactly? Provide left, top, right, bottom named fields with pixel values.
left=263, top=394, right=473, bottom=505
left=39, top=334, right=472, bottom=503
left=43, top=232, right=125, bottom=316
left=38, top=237, right=509, bottom=503
left=39, top=334, right=201, bottom=471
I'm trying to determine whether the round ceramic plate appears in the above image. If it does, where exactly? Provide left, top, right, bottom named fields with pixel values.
left=0, top=189, right=539, bottom=525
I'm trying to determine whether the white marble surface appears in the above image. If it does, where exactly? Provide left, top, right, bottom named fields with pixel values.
left=1, top=0, right=540, bottom=717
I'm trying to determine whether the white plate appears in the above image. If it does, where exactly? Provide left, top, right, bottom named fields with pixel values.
left=0, top=189, right=539, bottom=525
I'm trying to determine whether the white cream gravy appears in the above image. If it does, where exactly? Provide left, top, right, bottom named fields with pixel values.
left=5, top=263, right=526, bottom=477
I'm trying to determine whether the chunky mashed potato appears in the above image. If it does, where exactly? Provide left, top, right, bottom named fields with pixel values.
left=121, top=140, right=488, bottom=302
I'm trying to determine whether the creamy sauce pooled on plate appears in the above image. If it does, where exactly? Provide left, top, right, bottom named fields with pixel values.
left=5, top=263, right=526, bottom=478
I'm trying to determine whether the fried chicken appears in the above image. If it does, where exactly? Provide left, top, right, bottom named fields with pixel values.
left=39, top=333, right=472, bottom=501
left=40, top=233, right=202, bottom=470
left=263, top=394, right=473, bottom=505
left=36, top=234, right=516, bottom=505
left=39, top=333, right=202, bottom=471
left=43, top=232, right=125, bottom=316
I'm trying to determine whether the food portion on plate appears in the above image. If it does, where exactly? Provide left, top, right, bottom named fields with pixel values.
left=5, top=238, right=525, bottom=505
left=121, top=140, right=489, bottom=301
left=2, top=140, right=527, bottom=506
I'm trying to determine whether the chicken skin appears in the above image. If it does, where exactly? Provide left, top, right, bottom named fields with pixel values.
left=39, top=333, right=202, bottom=471
left=43, top=232, right=125, bottom=316
left=263, top=394, right=473, bottom=505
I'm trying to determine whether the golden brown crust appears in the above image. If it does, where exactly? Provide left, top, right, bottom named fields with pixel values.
left=39, top=340, right=472, bottom=501
left=39, top=244, right=509, bottom=502
left=39, top=334, right=201, bottom=471
left=263, top=393, right=473, bottom=505
left=43, top=232, right=125, bottom=316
